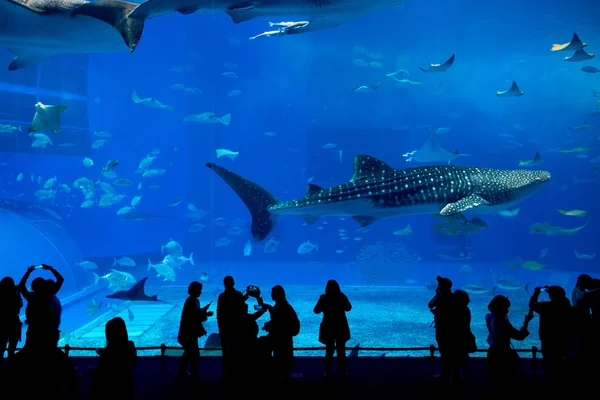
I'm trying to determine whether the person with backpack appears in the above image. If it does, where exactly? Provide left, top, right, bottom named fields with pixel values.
left=258, top=285, right=299, bottom=381
left=314, top=279, right=352, bottom=379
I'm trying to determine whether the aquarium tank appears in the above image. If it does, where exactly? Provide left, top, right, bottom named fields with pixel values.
left=0, top=0, right=598, bottom=358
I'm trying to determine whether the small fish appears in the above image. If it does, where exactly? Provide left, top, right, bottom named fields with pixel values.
left=575, top=250, right=596, bottom=260
left=216, top=149, right=239, bottom=160
left=521, top=261, right=546, bottom=271
left=113, top=257, right=136, bottom=267
left=498, top=208, right=520, bottom=218
left=557, top=209, right=589, bottom=217
left=243, top=240, right=252, bottom=256
left=76, top=260, right=98, bottom=270
left=128, top=309, right=134, bottom=322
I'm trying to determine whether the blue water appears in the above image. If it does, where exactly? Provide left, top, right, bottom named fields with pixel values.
left=1, top=0, right=599, bottom=356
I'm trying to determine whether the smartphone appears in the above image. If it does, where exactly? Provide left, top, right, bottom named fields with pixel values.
left=248, top=285, right=259, bottom=292
left=34, top=265, right=43, bottom=269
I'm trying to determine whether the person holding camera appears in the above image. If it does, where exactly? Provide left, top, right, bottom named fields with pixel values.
left=529, top=285, right=572, bottom=381
left=177, top=281, right=213, bottom=379
left=18, top=264, right=64, bottom=350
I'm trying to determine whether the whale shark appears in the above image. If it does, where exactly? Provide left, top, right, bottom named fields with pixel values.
left=206, top=154, right=551, bottom=241
left=125, top=0, right=408, bottom=48
left=0, top=0, right=146, bottom=70
left=402, top=130, right=468, bottom=164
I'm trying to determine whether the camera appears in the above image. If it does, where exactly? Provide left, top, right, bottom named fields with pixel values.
left=247, top=285, right=261, bottom=298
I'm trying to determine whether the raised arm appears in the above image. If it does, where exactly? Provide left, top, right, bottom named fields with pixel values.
left=529, top=286, right=543, bottom=310
left=42, top=264, right=64, bottom=294
left=18, top=265, right=36, bottom=299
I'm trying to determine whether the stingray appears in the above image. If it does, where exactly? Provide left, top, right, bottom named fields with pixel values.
left=551, top=32, right=586, bottom=52
left=419, top=54, right=454, bottom=73
left=106, top=277, right=163, bottom=302
left=565, top=48, right=595, bottom=62
left=518, top=152, right=543, bottom=167
left=496, top=81, right=524, bottom=97
left=28, top=102, right=67, bottom=133
left=131, top=90, right=174, bottom=111
left=402, top=130, right=468, bottom=164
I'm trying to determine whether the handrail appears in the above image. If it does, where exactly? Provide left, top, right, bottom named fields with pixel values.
left=54, top=345, right=539, bottom=353
left=49, top=344, right=540, bottom=376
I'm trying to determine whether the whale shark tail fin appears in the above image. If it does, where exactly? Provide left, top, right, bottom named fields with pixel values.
left=206, top=162, right=280, bottom=242
left=72, top=0, right=145, bottom=53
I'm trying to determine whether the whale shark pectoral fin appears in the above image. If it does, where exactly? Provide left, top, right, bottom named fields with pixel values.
left=71, top=0, right=146, bottom=53
left=440, top=194, right=490, bottom=216
left=226, top=2, right=259, bottom=23
left=352, top=216, right=379, bottom=227
left=7, top=48, right=51, bottom=71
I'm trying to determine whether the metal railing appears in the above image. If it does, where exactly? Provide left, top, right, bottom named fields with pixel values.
left=54, top=344, right=541, bottom=376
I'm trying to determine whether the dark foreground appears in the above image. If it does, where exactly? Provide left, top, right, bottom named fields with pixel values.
left=23, top=356, right=578, bottom=399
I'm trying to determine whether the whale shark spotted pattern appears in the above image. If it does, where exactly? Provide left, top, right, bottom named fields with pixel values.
left=206, top=154, right=551, bottom=242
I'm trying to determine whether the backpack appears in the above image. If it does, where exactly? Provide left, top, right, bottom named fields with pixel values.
left=288, top=305, right=300, bottom=337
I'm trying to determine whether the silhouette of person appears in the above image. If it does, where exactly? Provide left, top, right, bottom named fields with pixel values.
left=216, top=275, right=247, bottom=380
left=178, top=281, right=213, bottom=379
left=0, top=276, right=23, bottom=371
left=89, top=317, right=137, bottom=400
left=428, top=276, right=453, bottom=383
left=529, top=285, right=572, bottom=381
left=314, top=279, right=352, bottom=379
left=18, top=264, right=64, bottom=350
left=238, top=302, right=268, bottom=384
left=8, top=344, right=78, bottom=398
left=571, top=274, right=600, bottom=380
left=485, top=295, right=533, bottom=395
left=449, top=289, right=474, bottom=385
left=259, top=285, right=299, bottom=381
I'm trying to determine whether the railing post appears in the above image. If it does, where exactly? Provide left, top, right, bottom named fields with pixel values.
left=160, top=343, right=167, bottom=374
left=531, top=346, right=538, bottom=376
left=64, top=344, right=70, bottom=356
left=429, top=344, right=435, bottom=377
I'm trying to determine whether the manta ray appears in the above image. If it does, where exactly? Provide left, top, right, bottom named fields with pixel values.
left=106, top=277, right=163, bottom=302
left=206, top=154, right=550, bottom=242
left=0, top=0, right=146, bottom=70
left=402, top=130, right=468, bottom=164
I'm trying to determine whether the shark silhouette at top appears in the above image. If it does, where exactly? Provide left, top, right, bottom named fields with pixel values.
left=206, top=154, right=551, bottom=242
